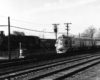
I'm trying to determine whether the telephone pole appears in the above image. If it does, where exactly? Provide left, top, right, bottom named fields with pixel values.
left=43, top=29, right=46, bottom=39
left=52, top=24, right=59, bottom=40
left=8, top=17, right=11, bottom=60
left=64, top=23, right=72, bottom=36
left=79, top=33, right=81, bottom=37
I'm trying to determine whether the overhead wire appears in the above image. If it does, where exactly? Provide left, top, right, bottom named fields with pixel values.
left=11, top=25, right=64, bottom=34
left=0, top=15, right=8, bottom=18
left=0, top=15, right=65, bottom=34
left=0, top=14, right=51, bottom=26
left=10, top=18, right=51, bottom=26
left=0, top=25, right=8, bottom=27
left=11, top=25, right=54, bottom=33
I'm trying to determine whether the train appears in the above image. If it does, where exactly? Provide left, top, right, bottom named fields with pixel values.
left=0, top=30, right=100, bottom=59
left=0, top=31, right=56, bottom=58
left=55, top=35, right=100, bottom=53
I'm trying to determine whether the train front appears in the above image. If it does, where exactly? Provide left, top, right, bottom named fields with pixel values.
left=55, top=35, right=69, bottom=53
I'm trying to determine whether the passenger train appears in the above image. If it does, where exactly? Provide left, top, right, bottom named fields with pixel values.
left=55, top=35, right=100, bottom=53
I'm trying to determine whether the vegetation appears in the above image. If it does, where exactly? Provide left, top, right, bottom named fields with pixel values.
left=81, top=26, right=97, bottom=38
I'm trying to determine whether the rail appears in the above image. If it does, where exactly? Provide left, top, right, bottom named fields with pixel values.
left=0, top=53, right=100, bottom=80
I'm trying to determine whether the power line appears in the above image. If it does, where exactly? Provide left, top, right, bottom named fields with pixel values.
left=10, top=18, right=51, bottom=26
left=0, top=24, right=64, bottom=34
left=0, top=25, right=8, bottom=27
left=11, top=25, right=43, bottom=32
left=0, top=14, right=51, bottom=26
left=0, top=15, right=8, bottom=18
left=11, top=25, right=54, bottom=33
left=11, top=25, right=64, bottom=34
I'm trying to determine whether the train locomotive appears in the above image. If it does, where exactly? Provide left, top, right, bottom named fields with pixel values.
left=55, top=35, right=100, bottom=53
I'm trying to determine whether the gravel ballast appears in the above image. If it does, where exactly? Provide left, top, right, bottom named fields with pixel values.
left=64, top=63, right=100, bottom=80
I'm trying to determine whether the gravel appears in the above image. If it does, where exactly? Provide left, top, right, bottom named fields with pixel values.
left=64, top=63, right=100, bottom=80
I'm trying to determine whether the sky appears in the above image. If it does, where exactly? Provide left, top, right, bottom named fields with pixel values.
left=0, top=0, right=100, bottom=39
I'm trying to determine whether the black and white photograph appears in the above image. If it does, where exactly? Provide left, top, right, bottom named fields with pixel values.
left=0, top=0, right=100, bottom=80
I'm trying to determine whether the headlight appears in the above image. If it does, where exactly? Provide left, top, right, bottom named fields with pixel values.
left=55, top=44, right=57, bottom=47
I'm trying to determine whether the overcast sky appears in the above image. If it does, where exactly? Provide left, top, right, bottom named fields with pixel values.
left=0, top=0, right=100, bottom=38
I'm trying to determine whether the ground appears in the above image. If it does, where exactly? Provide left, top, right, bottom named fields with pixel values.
left=65, top=63, right=100, bottom=80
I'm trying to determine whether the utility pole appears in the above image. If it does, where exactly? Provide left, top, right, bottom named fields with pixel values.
left=8, top=17, right=11, bottom=60
left=79, top=33, right=81, bottom=38
left=52, top=24, right=59, bottom=40
left=43, top=29, right=46, bottom=39
left=64, top=23, right=72, bottom=36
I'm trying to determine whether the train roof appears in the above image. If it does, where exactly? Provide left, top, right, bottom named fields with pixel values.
left=1, top=35, right=40, bottom=42
left=5, top=35, right=39, bottom=38
left=58, top=35, right=71, bottom=39
left=40, top=38, right=56, bottom=42
left=57, top=35, right=98, bottom=41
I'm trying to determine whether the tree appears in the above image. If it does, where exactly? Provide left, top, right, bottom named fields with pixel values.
left=13, top=31, right=25, bottom=36
left=81, top=26, right=96, bottom=38
left=94, top=30, right=100, bottom=39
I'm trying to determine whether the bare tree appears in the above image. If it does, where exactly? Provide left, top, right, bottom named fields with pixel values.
left=81, top=26, right=96, bottom=38
left=13, top=31, right=25, bottom=36
left=94, top=30, right=100, bottom=39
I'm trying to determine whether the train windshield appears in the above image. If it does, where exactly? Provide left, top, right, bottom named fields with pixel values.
left=63, top=39, right=69, bottom=47
left=55, top=39, right=62, bottom=45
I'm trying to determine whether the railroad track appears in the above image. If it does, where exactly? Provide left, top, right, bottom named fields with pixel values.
left=0, top=54, right=91, bottom=73
left=0, top=54, right=91, bottom=70
left=0, top=53, right=88, bottom=68
left=0, top=53, right=100, bottom=80
left=0, top=54, right=90, bottom=76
